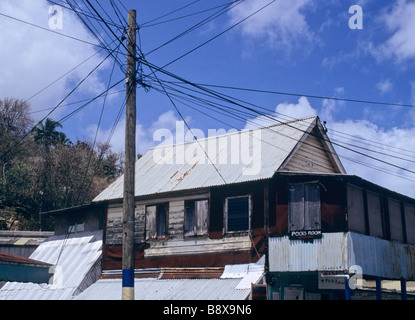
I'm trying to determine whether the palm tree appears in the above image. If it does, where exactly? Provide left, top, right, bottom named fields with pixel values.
left=34, top=118, right=69, bottom=152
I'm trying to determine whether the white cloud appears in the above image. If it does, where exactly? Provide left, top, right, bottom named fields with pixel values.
left=0, top=0, right=108, bottom=120
left=376, top=79, right=393, bottom=95
left=371, top=0, right=415, bottom=62
left=228, top=0, right=314, bottom=50
left=244, top=96, right=317, bottom=130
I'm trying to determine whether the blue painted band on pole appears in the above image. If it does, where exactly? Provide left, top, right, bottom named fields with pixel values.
left=122, top=269, right=134, bottom=288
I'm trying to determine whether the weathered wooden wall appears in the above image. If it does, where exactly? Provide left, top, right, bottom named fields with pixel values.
left=269, top=176, right=346, bottom=236
left=282, top=128, right=340, bottom=173
left=347, top=184, right=415, bottom=245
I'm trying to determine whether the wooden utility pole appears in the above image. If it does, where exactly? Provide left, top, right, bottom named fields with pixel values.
left=122, top=9, right=137, bottom=301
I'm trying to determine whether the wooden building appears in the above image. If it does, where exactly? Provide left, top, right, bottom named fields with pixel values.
left=92, top=116, right=345, bottom=272
left=16, top=115, right=412, bottom=300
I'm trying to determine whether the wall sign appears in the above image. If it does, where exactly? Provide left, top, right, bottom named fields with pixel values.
left=289, top=230, right=322, bottom=240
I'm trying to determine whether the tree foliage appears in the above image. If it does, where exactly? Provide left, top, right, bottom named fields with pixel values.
left=0, top=98, right=123, bottom=231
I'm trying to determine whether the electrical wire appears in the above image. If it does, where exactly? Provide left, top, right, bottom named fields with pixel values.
left=140, top=0, right=200, bottom=27
left=147, top=65, right=227, bottom=184
left=46, top=0, right=123, bottom=28
left=157, top=0, right=275, bottom=69
left=0, top=49, right=118, bottom=160
left=189, top=82, right=415, bottom=109
left=0, top=11, right=105, bottom=49
left=140, top=1, right=237, bottom=28
left=141, top=61, right=415, bottom=181
left=76, top=43, right=121, bottom=204
left=144, top=0, right=245, bottom=58
left=147, top=78, right=415, bottom=183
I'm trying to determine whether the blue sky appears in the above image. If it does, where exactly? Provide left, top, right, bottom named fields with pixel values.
left=1, top=0, right=415, bottom=197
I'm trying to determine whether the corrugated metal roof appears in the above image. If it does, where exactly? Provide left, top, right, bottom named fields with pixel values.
left=0, top=231, right=102, bottom=300
left=76, top=261, right=264, bottom=300
left=94, top=116, right=318, bottom=202
left=75, top=278, right=248, bottom=300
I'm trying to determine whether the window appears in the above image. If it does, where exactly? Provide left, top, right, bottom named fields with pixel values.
left=226, top=195, right=251, bottom=232
left=288, top=182, right=321, bottom=232
left=146, top=203, right=168, bottom=240
left=184, top=199, right=209, bottom=236
left=68, top=222, right=84, bottom=234
left=67, top=217, right=84, bottom=234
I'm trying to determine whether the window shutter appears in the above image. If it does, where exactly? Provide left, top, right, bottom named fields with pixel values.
left=304, top=183, right=321, bottom=230
left=289, top=183, right=321, bottom=232
left=227, top=196, right=250, bottom=232
left=157, top=204, right=168, bottom=238
left=288, top=184, right=305, bottom=231
left=185, top=201, right=196, bottom=236
left=146, top=205, right=157, bottom=240
left=196, top=200, right=209, bottom=235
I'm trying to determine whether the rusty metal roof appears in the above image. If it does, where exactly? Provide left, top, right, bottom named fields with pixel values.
left=0, top=251, right=51, bottom=266
left=94, top=116, right=322, bottom=202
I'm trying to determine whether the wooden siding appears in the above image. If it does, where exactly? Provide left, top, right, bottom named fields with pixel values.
left=366, top=191, right=384, bottom=238
left=106, top=203, right=145, bottom=245
left=388, top=199, right=404, bottom=243
left=405, top=204, right=415, bottom=245
left=282, top=128, right=339, bottom=173
left=347, top=184, right=366, bottom=234
left=144, top=236, right=251, bottom=257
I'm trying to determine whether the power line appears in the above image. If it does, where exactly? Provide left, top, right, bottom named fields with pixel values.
left=147, top=65, right=227, bottom=184
left=158, top=0, right=276, bottom=69
left=141, top=60, right=415, bottom=179
left=76, top=46, right=120, bottom=204
left=159, top=77, right=415, bottom=159
left=140, top=1, right=236, bottom=28
left=0, top=11, right=105, bottom=49
left=148, top=78, right=415, bottom=183
left=58, top=78, right=124, bottom=124
left=140, top=0, right=201, bottom=27
left=46, top=0, right=123, bottom=28
left=66, top=0, right=126, bottom=72
left=189, top=83, right=415, bottom=109
left=29, top=90, right=124, bottom=115
left=0, top=49, right=118, bottom=160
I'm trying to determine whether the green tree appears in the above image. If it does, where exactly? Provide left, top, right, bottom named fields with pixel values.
left=1, top=100, right=123, bottom=231
left=34, top=118, right=70, bottom=152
